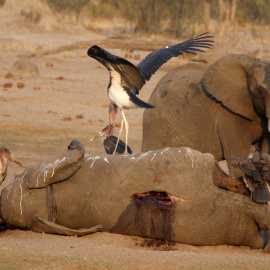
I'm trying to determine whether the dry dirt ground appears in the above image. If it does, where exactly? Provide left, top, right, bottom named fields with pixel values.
left=1, top=3, right=270, bottom=270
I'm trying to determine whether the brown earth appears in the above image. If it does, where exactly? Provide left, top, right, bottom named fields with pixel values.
left=1, top=1, right=270, bottom=269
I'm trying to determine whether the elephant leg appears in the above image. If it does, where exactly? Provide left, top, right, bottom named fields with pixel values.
left=261, top=134, right=270, bottom=154
left=226, top=153, right=246, bottom=177
left=218, top=118, right=261, bottom=177
left=142, top=108, right=168, bottom=151
left=229, top=133, right=261, bottom=177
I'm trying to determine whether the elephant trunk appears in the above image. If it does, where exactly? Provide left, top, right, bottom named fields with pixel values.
left=267, top=111, right=270, bottom=133
left=264, top=95, right=270, bottom=132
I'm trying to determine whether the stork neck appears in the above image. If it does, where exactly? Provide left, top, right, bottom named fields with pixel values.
left=1, top=156, right=8, bottom=175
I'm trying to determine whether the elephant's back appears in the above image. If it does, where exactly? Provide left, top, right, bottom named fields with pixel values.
left=142, top=64, right=221, bottom=156
left=148, top=64, right=205, bottom=106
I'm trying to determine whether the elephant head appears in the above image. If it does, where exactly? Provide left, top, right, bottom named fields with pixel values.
left=202, top=54, right=270, bottom=132
left=248, top=60, right=270, bottom=128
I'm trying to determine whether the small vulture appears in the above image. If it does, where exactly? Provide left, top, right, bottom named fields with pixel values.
left=231, top=146, right=270, bottom=203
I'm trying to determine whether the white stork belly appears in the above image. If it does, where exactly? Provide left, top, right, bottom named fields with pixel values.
left=108, top=72, right=139, bottom=110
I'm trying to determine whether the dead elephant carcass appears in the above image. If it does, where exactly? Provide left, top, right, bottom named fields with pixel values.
left=1, top=141, right=270, bottom=251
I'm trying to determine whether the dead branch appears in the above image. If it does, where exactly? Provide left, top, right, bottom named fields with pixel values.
left=21, top=38, right=178, bottom=58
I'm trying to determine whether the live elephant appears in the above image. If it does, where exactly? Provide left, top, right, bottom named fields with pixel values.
left=142, top=55, right=270, bottom=176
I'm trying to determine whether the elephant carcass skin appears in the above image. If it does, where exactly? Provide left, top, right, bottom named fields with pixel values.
left=1, top=146, right=270, bottom=250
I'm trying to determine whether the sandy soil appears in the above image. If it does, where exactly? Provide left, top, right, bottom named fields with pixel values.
left=1, top=230, right=270, bottom=270
left=1, top=2, right=270, bottom=269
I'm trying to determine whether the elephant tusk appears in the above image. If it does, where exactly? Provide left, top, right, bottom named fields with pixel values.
left=133, top=191, right=187, bottom=206
left=169, top=194, right=188, bottom=202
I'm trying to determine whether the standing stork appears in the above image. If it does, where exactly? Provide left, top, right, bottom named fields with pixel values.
left=87, top=33, right=214, bottom=154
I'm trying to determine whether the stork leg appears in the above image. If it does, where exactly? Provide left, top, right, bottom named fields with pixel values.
left=90, top=103, right=117, bottom=141
left=108, top=103, right=117, bottom=136
left=121, top=110, right=129, bottom=154
left=113, top=109, right=129, bottom=155
left=113, top=116, right=124, bottom=155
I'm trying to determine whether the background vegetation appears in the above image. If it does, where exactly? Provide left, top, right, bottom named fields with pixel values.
left=47, top=0, right=270, bottom=37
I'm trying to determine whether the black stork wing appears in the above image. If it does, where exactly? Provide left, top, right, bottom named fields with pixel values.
left=87, top=45, right=145, bottom=94
left=87, top=32, right=213, bottom=95
left=137, top=32, right=214, bottom=85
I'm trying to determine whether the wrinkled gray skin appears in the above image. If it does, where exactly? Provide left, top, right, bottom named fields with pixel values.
left=142, top=55, right=270, bottom=176
left=1, top=143, right=270, bottom=251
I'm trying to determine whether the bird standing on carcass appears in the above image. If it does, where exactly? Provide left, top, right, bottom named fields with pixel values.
left=232, top=146, right=270, bottom=203
left=87, top=33, right=214, bottom=154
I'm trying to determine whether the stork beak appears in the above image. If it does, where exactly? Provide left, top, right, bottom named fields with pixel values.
left=90, top=130, right=107, bottom=141
left=90, top=124, right=114, bottom=141
left=6, top=152, right=25, bottom=168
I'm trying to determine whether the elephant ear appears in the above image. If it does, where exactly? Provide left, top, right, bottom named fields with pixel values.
left=202, top=55, right=255, bottom=120
left=27, top=140, right=85, bottom=189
